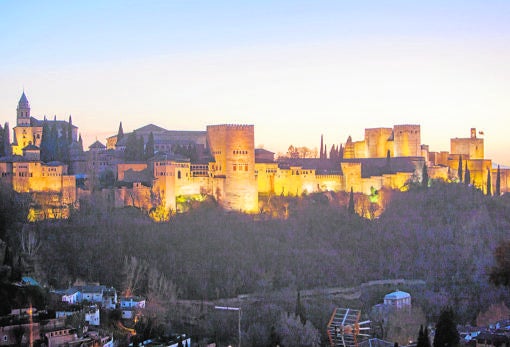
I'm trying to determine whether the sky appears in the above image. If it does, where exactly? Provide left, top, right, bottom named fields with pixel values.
left=1, top=1, right=509, bottom=164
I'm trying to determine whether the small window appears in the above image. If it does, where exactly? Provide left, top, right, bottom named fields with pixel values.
left=177, top=171, right=181, bottom=179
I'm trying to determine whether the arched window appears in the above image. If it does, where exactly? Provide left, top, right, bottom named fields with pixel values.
left=177, top=170, right=181, bottom=179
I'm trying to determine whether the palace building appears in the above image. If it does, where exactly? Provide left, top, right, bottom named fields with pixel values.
left=2, top=91, right=510, bottom=220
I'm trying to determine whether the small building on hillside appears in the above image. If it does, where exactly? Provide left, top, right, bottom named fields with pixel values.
left=120, top=296, right=146, bottom=320
left=384, top=290, right=411, bottom=309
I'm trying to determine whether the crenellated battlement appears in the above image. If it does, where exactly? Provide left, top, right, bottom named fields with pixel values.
left=207, top=124, right=254, bottom=130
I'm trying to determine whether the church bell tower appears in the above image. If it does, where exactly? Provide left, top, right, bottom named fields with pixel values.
left=16, top=91, right=31, bottom=126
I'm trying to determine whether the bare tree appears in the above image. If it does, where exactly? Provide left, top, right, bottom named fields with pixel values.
left=147, top=267, right=180, bottom=303
left=123, top=256, right=147, bottom=296
left=20, top=225, right=41, bottom=257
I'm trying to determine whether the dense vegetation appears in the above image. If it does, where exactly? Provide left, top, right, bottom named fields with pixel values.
left=2, top=181, right=510, bottom=345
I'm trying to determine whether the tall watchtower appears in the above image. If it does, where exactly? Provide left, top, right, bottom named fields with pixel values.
left=16, top=91, right=31, bottom=127
left=207, top=124, right=258, bottom=213
left=393, top=124, right=421, bottom=157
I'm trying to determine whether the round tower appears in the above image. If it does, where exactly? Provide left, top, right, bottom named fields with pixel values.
left=17, top=91, right=31, bottom=127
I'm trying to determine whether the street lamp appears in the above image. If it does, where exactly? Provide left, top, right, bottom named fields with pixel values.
left=215, top=306, right=241, bottom=347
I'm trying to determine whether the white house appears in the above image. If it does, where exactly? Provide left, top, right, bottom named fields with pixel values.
left=60, top=288, right=82, bottom=304
left=81, top=285, right=107, bottom=303
left=383, top=290, right=411, bottom=309
left=84, top=306, right=100, bottom=326
left=120, top=296, right=146, bottom=319
left=56, top=284, right=117, bottom=307
left=120, top=296, right=146, bottom=309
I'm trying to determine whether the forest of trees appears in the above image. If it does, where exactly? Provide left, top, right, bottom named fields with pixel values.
left=2, top=181, right=510, bottom=346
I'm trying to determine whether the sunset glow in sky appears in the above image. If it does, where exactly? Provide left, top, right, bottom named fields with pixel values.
left=1, top=1, right=509, bottom=164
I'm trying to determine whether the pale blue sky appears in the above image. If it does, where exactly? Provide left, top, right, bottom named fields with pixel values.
left=1, top=1, right=509, bottom=164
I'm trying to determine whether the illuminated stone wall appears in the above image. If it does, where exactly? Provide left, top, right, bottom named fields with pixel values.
left=255, top=162, right=278, bottom=195
left=429, top=151, right=450, bottom=167
left=261, top=165, right=335, bottom=197
left=153, top=160, right=183, bottom=211
left=12, top=126, right=43, bottom=155
left=394, top=124, right=421, bottom=157
left=100, top=187, right=151, bottom=210
left=272, top=166, right=318, bottom=196
left=207, top=124, right=258, bottom=212
left=106, top=135, right=117, bottom=150
left=62, top=175, right=77, bottom=204
left=428, top=166, right=450, bottom=182
left=496, top=168, right=510, bottom=194
left=117, top=163, right=148, bottom=181
left=354, top=140, right=366, bottom=158
left=341, top=162, right=363, bottom=193
left=382, top=172, right=415, bottom=191
left=12, top=161, right=71, bottom=193
left=151, top=158, right=207, bottom=212
left=316, top=174, right=343, bottom=192
left=450, top=128, right=484, bottom=159
left=365, top=128, right=393, bottom=158
left=448, top=156, right=492, bottom=190
left=0, top=162, right=13, bottom=185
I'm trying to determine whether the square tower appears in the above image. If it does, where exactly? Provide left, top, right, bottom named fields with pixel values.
left=207, top=124, right=258, bottom=213
left=393, top=124, right=421, bottom=157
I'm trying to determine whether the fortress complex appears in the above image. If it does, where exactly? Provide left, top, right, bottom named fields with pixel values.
left=2, top=91, right=510, bottom=219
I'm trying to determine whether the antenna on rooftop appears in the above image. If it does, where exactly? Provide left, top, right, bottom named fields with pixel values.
left=327, top=308, right=371, bottom=347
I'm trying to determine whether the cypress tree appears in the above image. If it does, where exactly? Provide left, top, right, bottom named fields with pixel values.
left=330, top=144, right=337, bottom=161
left=424, top=327, right=431, bottom=347
left=496, top=165, right=501, bottom=196
left=125, top=131, right=138, bottom=161
left=68, top=115, right=73, bottom=144
left=417, top=325, right=431, bottom=347
left=457, top=155, right=463, bottom=183
left=58, top=128, right=69, bottom=163
left=296, top=290, right=306, bottom=324
left=137, top=135, right=145, bottom=161
left=40, top=120, right=51, bottom=162
left=269, top=326, right=281, bottom=347
left=320, top=134, right=324, bottom=159
left=117, top=122, right=124, bottom=141
left=487, top=168, right=492, bottom=196
left=1, top=122, right=10, bottom=156
left=49, top=122, right=58, bottom=161
left=422, top=163, right=429, bottom=189
left=348, top=187, right=355, bottom=215
left=464, top=164, right=471, bottom=186
left=433, top=307, right=459, bottom=347
left=145, top=132, right=155, bottom=160
left=386, top=150, right=392, bottom=171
